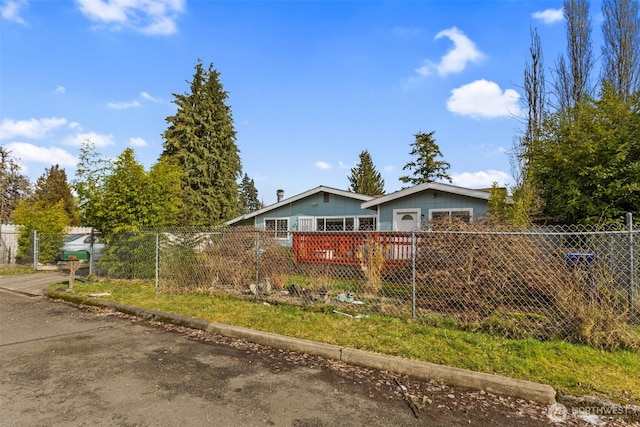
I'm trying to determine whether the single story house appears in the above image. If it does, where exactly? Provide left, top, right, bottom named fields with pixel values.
left=226, top=186, right=376, bottom=242
left=361, top=182, right=492, bottom=231
left=226, top=183, right=494, bottom=265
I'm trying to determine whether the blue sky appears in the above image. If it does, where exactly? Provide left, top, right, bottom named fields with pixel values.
left=1, top=0, right=576, bottom=205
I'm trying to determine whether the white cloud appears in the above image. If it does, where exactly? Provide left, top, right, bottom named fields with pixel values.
left=451, top=170, right=512, bottom=189
left=107, top=99, right=141, bottom=109
left=1, top=0, right=27, bottom=24
left=383, top=165, right=395, bottom=172
left=5, top=142, right=77, bottom=167
left=447, top=79, right=521, bottom=119
left=140, top=91, right=160, bottom=102
left=76, top=0, right=186, bottom=36
left=415, top=27, right=484, bottom=78
left=129, top=137, right=148, bottom=147
left=315, top=161, right=332, bottom=170
left=64, top=131, right=115, bottom=148
left=53, top=85, right=66, bottom=94
left=0, top=117, right=68, bottom=140
left=532, top=8, right=564, bottom=25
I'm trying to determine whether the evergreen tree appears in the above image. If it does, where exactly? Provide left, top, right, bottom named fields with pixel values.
left=399, top=131, right=451, bottom=187
left=239, top=173, right=261, bottom=214
left=0, top=146, right=31, bottom=223
left=33, top=164, right=79, bottom=225
left=347, top=150, right=385, bottom=196
left=161, top=60, right=242, bottom=225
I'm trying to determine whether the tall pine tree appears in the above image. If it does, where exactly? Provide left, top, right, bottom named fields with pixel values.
left=399, top=131, right=451, bottom=187
left=239, top=173, right=261, bottom=214
left=161, top=60, right=242, bottom=225
left=347, top=150, right=385, bottom=196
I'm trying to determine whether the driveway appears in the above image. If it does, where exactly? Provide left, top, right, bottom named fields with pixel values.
left=0, top=271, right=68, bottom=295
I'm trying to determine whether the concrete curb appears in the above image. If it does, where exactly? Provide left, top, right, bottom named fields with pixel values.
left=46, top=290, right=557, bottom=406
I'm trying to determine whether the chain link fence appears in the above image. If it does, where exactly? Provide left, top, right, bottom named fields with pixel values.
left=19, top=219, right=640, bottom=348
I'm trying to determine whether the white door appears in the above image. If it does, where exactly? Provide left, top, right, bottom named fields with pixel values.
left=393, top=209, right=420, bottom=232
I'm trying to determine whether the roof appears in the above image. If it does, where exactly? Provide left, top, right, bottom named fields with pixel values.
left=226, top=185, right=374, bottom=225
left=360, top=182, right=492, bottom=209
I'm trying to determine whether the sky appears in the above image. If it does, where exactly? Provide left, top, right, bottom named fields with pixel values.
left=1, top=0, right=582, bottom=205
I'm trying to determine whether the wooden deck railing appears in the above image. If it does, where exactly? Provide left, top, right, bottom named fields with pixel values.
left=292, top=232, right=414, bottom=267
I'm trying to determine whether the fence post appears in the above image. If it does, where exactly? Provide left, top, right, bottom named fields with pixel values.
left=411, top=231, right=416, bottom=318
left=32, top=230, right=38, bottom=270
left=255, top=231, right=260, bottom=297
left=89, top=229, right=94, bottom=276
left=155, top=232, right=160, bottom=294
left=627, top=212, right=636, bottom=321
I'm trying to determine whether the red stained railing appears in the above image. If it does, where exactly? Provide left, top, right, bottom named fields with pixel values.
left=292, top=232, right=414, bottom=267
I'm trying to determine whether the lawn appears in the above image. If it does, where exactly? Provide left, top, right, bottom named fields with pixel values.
left=40, top=278, right=640, bottom=406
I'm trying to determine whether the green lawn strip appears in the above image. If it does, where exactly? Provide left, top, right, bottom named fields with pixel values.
left=54, top=280, right=639, bottom=405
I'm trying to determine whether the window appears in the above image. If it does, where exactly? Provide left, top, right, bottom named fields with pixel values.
left=315, top=216, right=376, bottom=231
left=429, top=208, right=472, bottom=223
left=358, top=217, right=376, bottom=231
left=265, top=218, right=289, bottom=239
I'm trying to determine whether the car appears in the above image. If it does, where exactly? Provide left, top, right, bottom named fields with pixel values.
left=62, top=234, right=104, bottom=261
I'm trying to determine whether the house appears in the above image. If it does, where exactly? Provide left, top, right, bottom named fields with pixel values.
left=226, top=186, right=376, bottom=243
left=361, top=182, right=492, bottom=231
left=226, top=182, right=493, bottom=266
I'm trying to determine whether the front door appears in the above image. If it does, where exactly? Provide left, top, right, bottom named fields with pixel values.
left=393, top=209, right=420, bottom=232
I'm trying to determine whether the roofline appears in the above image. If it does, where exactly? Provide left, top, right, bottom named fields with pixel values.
left=226, top=185, right=374, bottom=225
left=360, top=182, right=492, bottom=209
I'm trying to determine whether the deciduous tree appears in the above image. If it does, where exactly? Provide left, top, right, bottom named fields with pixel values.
left=73, top=139, right=112, bottom=228
left=0, top=146, right=31, bottom=223
left=530, top=85, right=640, bottom=224
left=552, top=0, right=594, bottom=111
left=601, top=0, right=640, bottom=101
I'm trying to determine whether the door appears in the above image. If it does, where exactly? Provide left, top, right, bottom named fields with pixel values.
left=393, top=209, right=420, bottom=232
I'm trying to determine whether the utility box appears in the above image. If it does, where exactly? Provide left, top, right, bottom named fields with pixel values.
left=58, top=250, right=90, bottom=261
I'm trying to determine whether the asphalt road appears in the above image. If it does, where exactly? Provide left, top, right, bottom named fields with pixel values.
left=1, top=289, right=436, bottom=427
left=1, top=275, right=630, bottom=426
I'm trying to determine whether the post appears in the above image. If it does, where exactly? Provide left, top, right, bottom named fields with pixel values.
left=155, top=232, right=160, bottom=294
left=89, top=229, right=94, bottom=276
left=32, top=230, right=38, bottom=270
left=627, top=213, right=635, bottom=321
left=411, top=231, right=416, bottom=318
left=255, top=231, right=260, bottom=297
left=67, top=260, right=80, bottom=290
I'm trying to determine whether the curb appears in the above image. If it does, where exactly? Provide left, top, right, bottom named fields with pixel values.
left=47, top=290, right=557, bottom=405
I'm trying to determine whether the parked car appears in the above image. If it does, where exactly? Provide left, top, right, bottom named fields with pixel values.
left=61, top=234, right=103, bottom=261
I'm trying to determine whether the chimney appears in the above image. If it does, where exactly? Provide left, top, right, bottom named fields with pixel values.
left=277, top=189, right=284, bottom=203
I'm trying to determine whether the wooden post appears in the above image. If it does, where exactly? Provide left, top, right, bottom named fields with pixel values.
left=67, top=260, right=80, bottom=290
